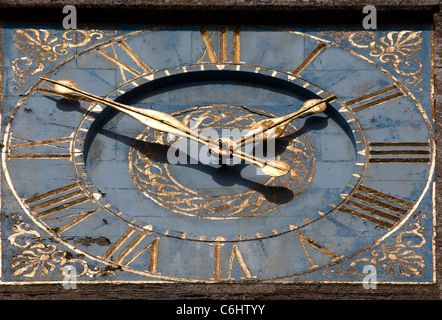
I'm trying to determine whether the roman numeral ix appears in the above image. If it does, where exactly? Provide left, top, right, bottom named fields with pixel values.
left=8, top=135, right=79, bottom=160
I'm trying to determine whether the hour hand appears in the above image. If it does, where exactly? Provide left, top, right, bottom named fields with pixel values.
left=234, top=95, right=336, bottom=148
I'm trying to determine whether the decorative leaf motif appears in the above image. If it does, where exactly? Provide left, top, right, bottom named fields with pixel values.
left=324, top=214, right=427, bottom=278
left=8, top=214, right=115, bottom=278
left=319, top=30, right=424, bottom=92
left=11, top=244, right=58, bottom=277
left=12, top=28, right=117, bottom=90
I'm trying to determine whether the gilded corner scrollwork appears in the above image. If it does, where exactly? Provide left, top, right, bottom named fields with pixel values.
left=323, top=213, right=427, bottom=279
left=318, top=30, right=424, bottom=92
left=12, top=28, right=117, bottom=90
left=8, top=214, right=115, bottom=279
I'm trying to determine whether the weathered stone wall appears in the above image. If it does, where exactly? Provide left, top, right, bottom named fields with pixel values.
left=0, top=1, right=439, bottom=24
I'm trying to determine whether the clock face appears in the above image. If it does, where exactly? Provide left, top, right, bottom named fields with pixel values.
left=1, top=26, right=435, bottom=283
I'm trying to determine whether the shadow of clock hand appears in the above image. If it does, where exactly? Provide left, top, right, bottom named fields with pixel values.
left=282, top=114, right=329, bottom=141
left=292, top=114, right=330, bottom=136
left=174, top=161, right=294, bottom=205
left=93, top=129, right=294, bottom=205
left=259, top=105, right=359, bottom=156
left=272, top=115, right=329, bottom=154
left=83, top=127, right=150, bottom=162
left=86, top=126, right=294, bottom=204
left=50, top=97, right=90, bottom=115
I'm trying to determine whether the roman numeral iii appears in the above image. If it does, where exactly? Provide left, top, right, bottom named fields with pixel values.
left=369, top=141, right=430, bottom=163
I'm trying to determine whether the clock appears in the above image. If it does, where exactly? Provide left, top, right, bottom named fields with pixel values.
left=0, top=25, right=435, bottom=283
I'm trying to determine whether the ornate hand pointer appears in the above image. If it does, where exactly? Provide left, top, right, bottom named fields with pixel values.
left=40, top=78, right=290, bottom=177
left=234, top=95, right=336, bottom=149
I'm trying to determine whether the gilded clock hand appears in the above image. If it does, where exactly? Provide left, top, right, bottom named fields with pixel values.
left=41, top=78, right=290, bottom=177
left=41, top=77, right=206, bottom=140
left=229, top=147, right=290, bottom=177
left=235, top=95, right=336, bottom=149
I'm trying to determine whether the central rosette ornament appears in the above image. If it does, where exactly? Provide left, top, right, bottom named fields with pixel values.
left=129, top=105, right=316, bottom=219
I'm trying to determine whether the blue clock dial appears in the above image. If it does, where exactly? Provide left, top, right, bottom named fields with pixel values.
left=73, top=65, right=365, bottom=243
left=1, top=26, right=434, bottom=283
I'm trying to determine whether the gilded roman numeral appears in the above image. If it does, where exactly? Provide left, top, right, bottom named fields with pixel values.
left=25, top=182, right=90, bottom=218
left=102, top=225, right=159, bottom=272
left=369, top=141, right=430, bottom=163
left=210, top=240, right=254, bottom=280
left=337, top=185, right=413, bottom=228
left=296, top=232, right=341, bottom=269
left=24, top=182, right=98, bottom=234
left=96, top=40, right=153, bottom=82
left=198, top=26, right=241, bottom=63
left=291, top=42, right=327, bottom=75
left=8, top=134, right=79, bottom=160
left=48, top=210, right=99, bottom=235
left=345, top=84, right=404, bottom=113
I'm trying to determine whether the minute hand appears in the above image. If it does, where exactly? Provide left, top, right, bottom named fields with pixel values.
left=40, top=77, right=204, bottom=141
left=235, top=95, right=336, bottom=148
left=41, top=78, right=290, bottom=177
